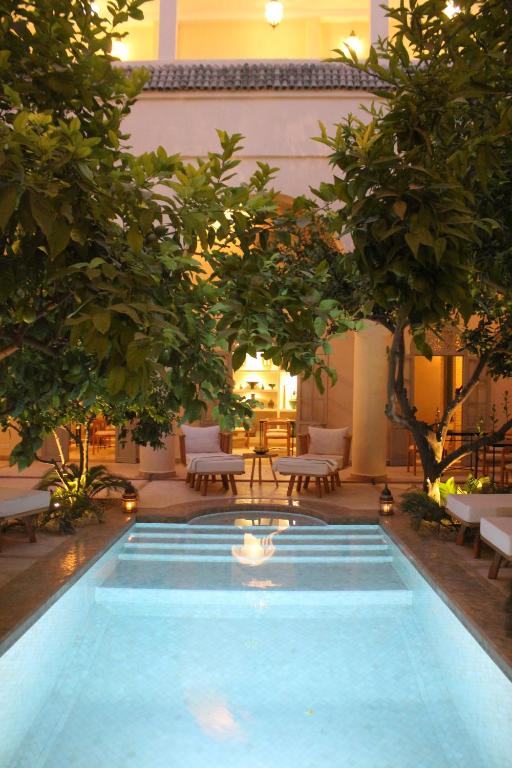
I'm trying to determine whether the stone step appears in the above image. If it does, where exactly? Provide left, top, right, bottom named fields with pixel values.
left=123, top=541, right=389, bottom=553
left=118, top=551, right=393, bottom=564
left=95, top=585, right=413, bottom=610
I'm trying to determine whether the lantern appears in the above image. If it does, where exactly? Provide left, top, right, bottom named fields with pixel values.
left=122, top=486, right=137, bottom=514
left=379, top=484, right=394, bottom=516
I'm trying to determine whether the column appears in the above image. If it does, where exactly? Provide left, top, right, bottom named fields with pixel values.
left=371, top=0, right=389, bottom=46
left=351, top=322, right=390, bottom=481
left=39, top=427, right=70, bottom=463
left=159, top=0, right=178, bottom=60
left=139, top=433, right=176, bottom=479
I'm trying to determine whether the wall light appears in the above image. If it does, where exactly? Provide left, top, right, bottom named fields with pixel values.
left=342, top=30, right=364, bottom=59
left=265, top=1, right=284, bottom=29
left=443, top=1, right=461, bottom=18
left=111, top=40, right=130, bottom=61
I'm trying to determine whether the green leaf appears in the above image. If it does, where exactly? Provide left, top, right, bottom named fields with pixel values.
left=231, top=345, right=247, bottom=371
left=92, top=311, right=111, bottom=334
left=29, top=192, right=55, bottom=238
left=0, top=186, right=18, bottom=231
left=49, top=219, right=71, bottom=257
left=127, top=227, right=143, bottom=252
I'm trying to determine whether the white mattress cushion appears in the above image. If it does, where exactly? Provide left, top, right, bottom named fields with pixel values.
left=187, top=454, right=244, bottom=474
left=181, top=425, right=220, bottom=453
left=0, top=490, right=50, bottom=518
left=273, top=457, right=337, bottom=476
left=300, top=453, right=344, bottom=469
left=480, top=517, right=512, bottom=557
left=445, top=494, right=512, bottom=524
left=308, top=426, right=348, bottom=455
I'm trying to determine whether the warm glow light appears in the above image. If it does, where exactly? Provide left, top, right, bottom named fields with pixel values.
left=443, top=1, right=461, bottom=18
left=91, top=2, right=100, bottom=13
left=342, top=31, right=364, bottom=59
left=232, top=533, right=275, bottom=566
left=111, top=40, right=130, bottom=60
left=265, top=0, right=284, bottom=28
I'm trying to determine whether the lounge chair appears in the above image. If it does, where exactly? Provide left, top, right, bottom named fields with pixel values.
left=0, top=490, right=50, bottom=550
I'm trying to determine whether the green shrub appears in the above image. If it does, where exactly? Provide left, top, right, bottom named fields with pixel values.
left=38, top=463, right=130, bottom=533
left=400, top=490, right=453, bottom=531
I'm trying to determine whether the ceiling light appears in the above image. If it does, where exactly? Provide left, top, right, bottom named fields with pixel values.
left=443, top=1, right=461, bottom=18
left=265, top=1, right=284, bottom=29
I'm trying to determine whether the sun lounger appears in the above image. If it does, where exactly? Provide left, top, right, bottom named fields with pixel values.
left=0, top=490, right=51, bottom=550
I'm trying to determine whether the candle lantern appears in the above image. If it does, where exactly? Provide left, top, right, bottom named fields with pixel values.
left=122, top=485, right=137, bottom=514
left=379, top=484, right=394, bottom=516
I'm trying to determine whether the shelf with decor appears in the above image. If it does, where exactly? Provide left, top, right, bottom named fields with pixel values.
left=232, top=352, right=298, bottom=421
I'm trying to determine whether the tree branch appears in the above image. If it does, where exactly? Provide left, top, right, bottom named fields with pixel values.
left=439, top=417, right=512, bottom=474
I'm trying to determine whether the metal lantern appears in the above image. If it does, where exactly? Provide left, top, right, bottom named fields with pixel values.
left=122, top=487, right=137, bottom=514
left=379, top=484, right=394, bottom=516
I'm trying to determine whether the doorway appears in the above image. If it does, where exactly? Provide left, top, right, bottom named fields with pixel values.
left=413, top=355, right=464, bottom=431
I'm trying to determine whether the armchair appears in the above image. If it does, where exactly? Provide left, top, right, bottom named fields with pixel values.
left=297, top=426, right=351, bottom=487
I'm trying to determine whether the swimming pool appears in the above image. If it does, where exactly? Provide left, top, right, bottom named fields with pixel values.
left=1, top=516, right=511, bottom=767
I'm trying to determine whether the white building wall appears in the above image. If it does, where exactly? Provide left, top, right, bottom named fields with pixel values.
left=124, top=90, right=376, bottom=196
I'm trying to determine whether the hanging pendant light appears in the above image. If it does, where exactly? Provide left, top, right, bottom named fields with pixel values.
left=443, top=1, right=461, bottom=18
left=265, top=1, right=284, bottom=29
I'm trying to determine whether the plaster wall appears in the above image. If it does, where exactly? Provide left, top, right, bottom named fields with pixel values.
left=123, top=90, right=376, bottom=196
left=489, top=376, right=512, bottom=430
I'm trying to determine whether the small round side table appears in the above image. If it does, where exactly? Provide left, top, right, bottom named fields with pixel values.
left=242, top=450, right=279, bottom=488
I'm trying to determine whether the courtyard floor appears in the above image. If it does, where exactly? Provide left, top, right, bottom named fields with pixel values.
left=0, top=459, right=511, bottom=678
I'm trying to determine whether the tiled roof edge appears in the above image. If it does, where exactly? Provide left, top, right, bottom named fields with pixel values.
left=123, top=61, right=387, bottom=92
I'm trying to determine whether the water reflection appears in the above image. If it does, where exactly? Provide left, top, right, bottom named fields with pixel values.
left=231, top=518, right=289, bottom=567
left=184, top=688, right=244, bottom=742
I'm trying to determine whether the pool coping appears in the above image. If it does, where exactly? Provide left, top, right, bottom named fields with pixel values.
left=1, top=498, right=511, bottom=686
left=0, top=513, right=134, bottom=657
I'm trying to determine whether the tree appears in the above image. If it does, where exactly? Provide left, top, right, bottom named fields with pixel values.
left=1, top=1, right=346, bottom=470
left=299, top=0, right=512, bottom=498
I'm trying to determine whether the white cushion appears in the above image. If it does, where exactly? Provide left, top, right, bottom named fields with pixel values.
left=300, top=453, right=344, bottom=469
left=445, top=494, right=512, bottom=524
left=187, top=454, right=244, bottom=474
left=273, top=457, right=336, bottom=477
left=481, top=517, right=512, bottom=557
left=308, top=426, right=348, bottom=456
left=0, top=490, right=50, bottom=519
left=181, top=425, right=220, bottom=453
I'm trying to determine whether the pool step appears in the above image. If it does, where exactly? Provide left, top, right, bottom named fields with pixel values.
left=95, top=585, right=412, bottom=610
left=118, top=552, right=393, bottom=564
left=94, top=523, right=411, bottom=610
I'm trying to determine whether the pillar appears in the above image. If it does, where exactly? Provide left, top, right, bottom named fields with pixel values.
left=158, top=0, right=178, bottom=60
left=351, top=322, right=390, bottom=481
left=371, top=0, right=389, bottom=47
left=139, top=433, right=176, bottom=479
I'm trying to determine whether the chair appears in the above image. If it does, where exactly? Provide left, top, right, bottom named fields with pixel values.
left=179, top=424, right=233, bottom=489
left=297, top=426, right=351, bottom=487
left=263, top=419, right=292, bottom=454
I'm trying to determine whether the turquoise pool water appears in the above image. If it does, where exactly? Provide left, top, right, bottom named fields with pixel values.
left=1, top=517, right=511, bottom=767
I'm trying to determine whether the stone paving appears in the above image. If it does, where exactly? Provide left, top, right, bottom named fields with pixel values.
left=0, top=459, right=510, bottom=677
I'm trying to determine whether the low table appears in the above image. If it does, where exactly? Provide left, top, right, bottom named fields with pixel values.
left=242, top=451, right=279, bottom=488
